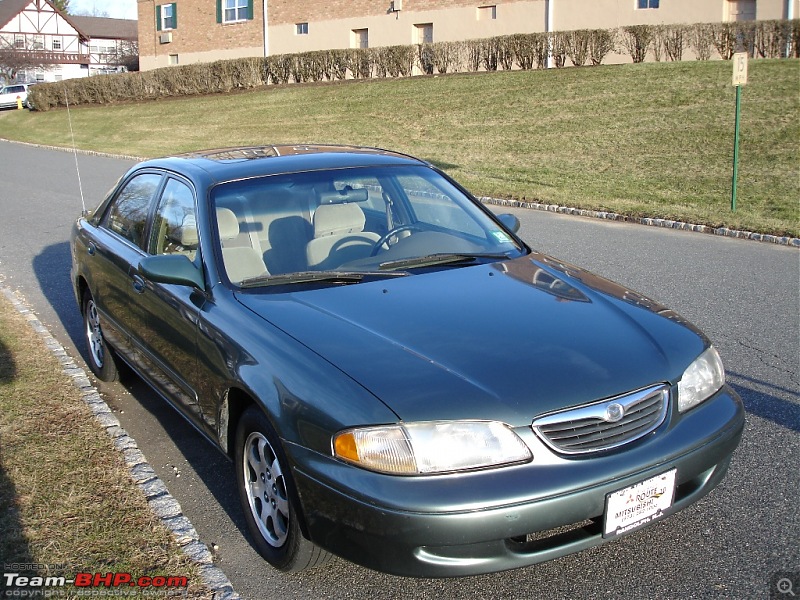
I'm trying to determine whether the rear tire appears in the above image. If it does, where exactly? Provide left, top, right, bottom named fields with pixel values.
left=235, top=406, right=333, bottom=572
left=82, top=291, right=119, bottom=382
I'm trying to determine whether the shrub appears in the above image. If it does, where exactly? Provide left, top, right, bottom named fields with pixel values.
left=621, top=25, right=654, bottom=63
left=550, top=32, right=567, bottom=68
left=24, top=19, right=799, bottom=112
left=753, top=20, right=794, bottom=58
left=418, top=43, right=435, bottom=75
left=588, top=29, right=616, bottom=66
left=709, top=22, right=738, bottom=59
left=430, top=41, right=464, bottom=74
left=793, top=19, right=800, bottom=57
left=662, top=25, right=687, bottom=61
left=497, top=36, right=514, bottom=70
left=565, top=30, right=591, bottom=66
left=380, top=45, right=416, bottom=77
left=690, top=24, right=714, bottom=60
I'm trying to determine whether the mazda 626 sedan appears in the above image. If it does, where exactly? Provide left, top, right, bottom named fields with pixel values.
left=71, top=145, right=744, bottom=577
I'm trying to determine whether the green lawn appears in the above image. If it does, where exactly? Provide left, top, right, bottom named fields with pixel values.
left=1, top=59, right=798, bottom=236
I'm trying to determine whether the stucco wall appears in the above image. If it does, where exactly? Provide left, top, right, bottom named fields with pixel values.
left=268, top=1, right=546, bottom=54
left=138, top=0, right=800, bottom=68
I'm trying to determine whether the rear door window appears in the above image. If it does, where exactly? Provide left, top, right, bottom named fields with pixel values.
left=102, top=173, right=162, bottom=248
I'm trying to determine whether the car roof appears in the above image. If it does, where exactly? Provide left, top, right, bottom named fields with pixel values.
left=136, top=145, right=430, bottom=184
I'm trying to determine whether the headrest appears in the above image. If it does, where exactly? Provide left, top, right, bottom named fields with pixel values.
left=216, top=208, right=240, bottom=240
left=313, top=203, right=366, bottom=238
left=178, top=216, right=198, bottom=247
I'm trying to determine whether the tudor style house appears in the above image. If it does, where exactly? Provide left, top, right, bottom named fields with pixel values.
left=0, top=0, right=137, bottom=84
left=137, top=0, right=797, bottom=71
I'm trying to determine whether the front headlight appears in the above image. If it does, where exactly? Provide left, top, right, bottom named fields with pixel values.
left=333, top=420, right=532, bottom=475
left=677, top=346, right=726, bottom=413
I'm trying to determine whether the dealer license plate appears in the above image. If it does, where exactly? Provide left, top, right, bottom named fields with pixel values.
left=603, top=469, right=677, bottom=538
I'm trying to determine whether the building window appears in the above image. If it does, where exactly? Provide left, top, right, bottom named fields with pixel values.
left=169, top=54, right=179, bottom=65
left=352, top=28, right=369, bottom=49
left=157, top=3, right=177, bottom=30
left=163, top=4, right=176, bottom=30
left=296, top=22, right=308, bottom=35
left=637, top=0, right=659, bottom=8
left=218, top=0, right=252, bottom=24
left=33, top=36, right=44, bottom=50
left=726, top=0, right=756, bottom=22
left=478, top=5, right=497, bottom=20
left=415, top=23, right=433, bottom=45
left=14, top=35, right=24, bottom=49
left=52, top=38, right=62, bottom=50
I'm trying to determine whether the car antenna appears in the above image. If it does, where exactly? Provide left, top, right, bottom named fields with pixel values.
left=64, top=86, right=87, bottom=216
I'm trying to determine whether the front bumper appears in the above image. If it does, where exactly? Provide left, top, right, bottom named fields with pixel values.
left=290, top=386, right=744, bottom=577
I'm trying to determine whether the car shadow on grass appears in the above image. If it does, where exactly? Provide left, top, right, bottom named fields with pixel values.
left=0, top=452, right=37, bottom=585
left=0, top=336, right=37, bottom=587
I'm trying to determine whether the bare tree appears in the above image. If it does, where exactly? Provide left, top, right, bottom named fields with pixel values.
left=72, top=2, right=110, bottom=18
left=116, top=40, right=139, bottom=72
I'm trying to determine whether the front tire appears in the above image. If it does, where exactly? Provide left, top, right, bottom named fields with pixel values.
left=82, top=291, right=119, bottom=382
left=235, top=406, right=333, bottom=572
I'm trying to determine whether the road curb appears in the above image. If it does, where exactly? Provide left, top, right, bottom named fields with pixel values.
left=480, top=197, right=800, bottom=248
left=0, top=284, right=240, bottom=600
left=0, top=137, right=145, bottom=162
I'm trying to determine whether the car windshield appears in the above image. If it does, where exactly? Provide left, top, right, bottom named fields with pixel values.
left=210, top=165, right=526, bottom=287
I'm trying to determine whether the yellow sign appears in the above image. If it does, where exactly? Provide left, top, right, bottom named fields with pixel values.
left=732, top=52, right=748, bottom=86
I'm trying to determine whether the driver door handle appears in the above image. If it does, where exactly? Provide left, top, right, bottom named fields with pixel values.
left=131, top=274, right=145, bottom=294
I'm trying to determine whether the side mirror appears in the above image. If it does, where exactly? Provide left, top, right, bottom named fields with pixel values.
left=497, top=213, right=521, bottom=234
left=139, top=254, right=204, bottom=290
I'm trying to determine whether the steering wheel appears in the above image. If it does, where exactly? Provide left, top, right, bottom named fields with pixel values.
left=370, top=224, right=423, bottom=257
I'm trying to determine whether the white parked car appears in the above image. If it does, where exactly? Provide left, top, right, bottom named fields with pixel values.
left=0, top=83, right=32, bottom=109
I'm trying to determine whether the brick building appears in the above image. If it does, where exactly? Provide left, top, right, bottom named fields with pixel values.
left=138, top=0, right=798, bottom=71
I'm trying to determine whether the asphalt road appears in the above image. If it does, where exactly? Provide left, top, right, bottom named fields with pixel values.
left=0, top=140, right=797, bottom=599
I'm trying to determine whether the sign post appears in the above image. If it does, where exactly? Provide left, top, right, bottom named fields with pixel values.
left=731, top=52, right=748, bottom=212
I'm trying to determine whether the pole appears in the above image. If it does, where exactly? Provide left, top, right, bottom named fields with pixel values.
left=731, top=84, right=742, bottom=212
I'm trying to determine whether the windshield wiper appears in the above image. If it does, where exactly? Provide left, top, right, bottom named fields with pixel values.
left=239, top=270, right=410, bottom=288
left=379, top=253, right=509, bottom=272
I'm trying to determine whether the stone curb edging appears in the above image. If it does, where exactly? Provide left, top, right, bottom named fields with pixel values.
left=0, top=137, right=146, bottom=162
left=0, top=285, right=239, bottom=600
left=480, top=197, right=800, bottom=248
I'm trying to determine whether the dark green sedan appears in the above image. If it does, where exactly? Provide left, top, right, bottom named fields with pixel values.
left=70, top=145, right=744, bottom=577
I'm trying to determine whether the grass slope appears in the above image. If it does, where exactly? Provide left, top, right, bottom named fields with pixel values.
left=1, top=59, right=798, bottom=236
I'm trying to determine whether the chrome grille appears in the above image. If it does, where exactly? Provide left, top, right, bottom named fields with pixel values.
left=532, top=384, right=669, bottom=455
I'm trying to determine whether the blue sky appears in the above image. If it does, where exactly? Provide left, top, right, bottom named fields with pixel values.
left=68, top=0, right=138, bottom=20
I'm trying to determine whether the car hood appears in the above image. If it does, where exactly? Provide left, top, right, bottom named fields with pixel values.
left=235, top=253, right=707, bottom=426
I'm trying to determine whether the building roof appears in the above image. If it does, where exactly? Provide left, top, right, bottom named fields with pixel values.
left=69, top=15, right=137, bottom=41
left=0, top=0, right=88, bottom=38
left=0, top=0, right=36, bottom=30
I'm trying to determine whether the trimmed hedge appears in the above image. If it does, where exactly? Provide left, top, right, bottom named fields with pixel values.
left=28, top=19, right=799, bottom=111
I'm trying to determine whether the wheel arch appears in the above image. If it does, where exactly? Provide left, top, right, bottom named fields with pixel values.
left=222, top=386, right=314, bottom=541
